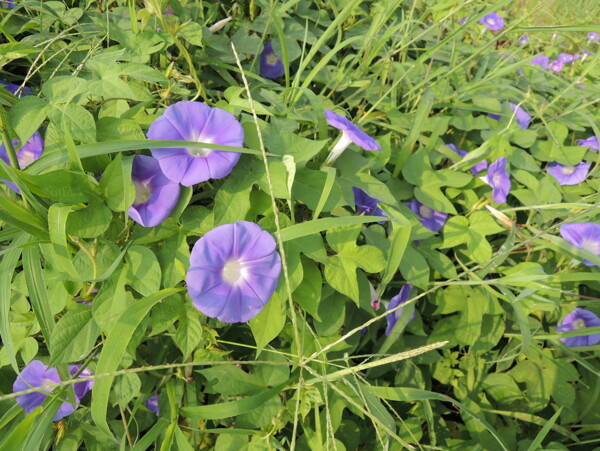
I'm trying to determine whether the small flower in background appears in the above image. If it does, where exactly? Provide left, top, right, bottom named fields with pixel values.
left=557, top=308, right=600, bottom=347
left=147, top=101, right=244, bottom=186
left=487, top=103, right=531, bottom=130
left=588, top=32, right=599, bottom=42
left=0, top=80, right=31, bottom=97
left=385, top=284, right=414, bottom=336
left=405, top=199, right=448, bottom=232
left=128, top=155, right=181, bottom=228
left=459, top=17, right=469, bottom=26
left=577, top=136, right=599, bottom=152
left=259, top=41, right=285, bottom=79
left=484, top=157, right=511, bottom=203
left=546, top=161, right=590, bottom=186
left=557, top=53, right=579, bottom=64
left=530, top=55, right=549, bottom=69
left=548, top=60, right=563, bottom=72
left=163, top=6, right=174, bottom=15
left=0, top=131, right=44, bottom=194
left=369, top=282, right=381, bottom=310
left=353, top=187, right=386, bottom=223
left=447, top=143, right=488, bottom=175
left=13, top=361, right=92, bottom=421
left=323, top=109, right=381, bottom=164
left=145, top=394, right=159, bottom=416
left=187, top=221, right=282, bottom=323
left=560, top=222, right=600, bottom=266
left=518, top=35, right=529, bottom=45
left=0, top=1, right=15, bottom=9
left=479, top=12, right=504, bottom=31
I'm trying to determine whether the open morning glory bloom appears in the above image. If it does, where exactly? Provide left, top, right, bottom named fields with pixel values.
left=129, top=155, right=180, bottom=228
left=447, top=143, right=488, bottom=175
left=548, top=60, right=563, bottom=73
left=483, top=157, right=511, bottom=203
left=13, top=361, right=78, bottom=421
left=147, top=101, right=244, bottom=186
left=385, top=284, right=414, bottom=336
left=557, top=308, right=600, bottom=347
left=518, top=35, right=529, bottom=45
left=259, top=41, right=285, bottom=79
left=69, top=365, right=93, bottom=400
left=558, top=53, right=578, bottom=64
left=458, top=17, right=469, bottom=26
left=546, top=161, right=590, bottom=186
left=353, top=187, right=386, bottom=223
left=530, top=55, right=549, bottom=69
left=145, top=394, right=159, bottom=416
left=324, top=109, right=381, bottom=164
left=405, top=198, right=448, bottom=232
left=0, top=80, right=30, bottom=97
left=0, top=131, right=44, bottom=194
left=588, top=32, right=599, bottom=42
left=479, top=12, right=504, bottom=31
left=577, top=136, right=599, bottom=152
left=187, top=221, right=282, bottom=323
left=560, top=223, right=600, bottom=266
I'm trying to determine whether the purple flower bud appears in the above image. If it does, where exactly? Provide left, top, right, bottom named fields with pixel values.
left=576, top=136, right=599, bottom=152
left=259, top=41, right=285, bottom=79
left=324, top=109, right=381, bottom=164
left=459, top=17, right=469, bottom=26
left=447, top=143, right=488, bottom=175
left=548, top=60, right=563, bottom=72
left=484, top=157, right=511, bottom=203
left=145, top=394, right=159, bottom=415
left=0, top=131, right=44, bottom=194
left=479, top=12, right=504, bottom=31
left=546, top=161, right=590, bottom=185
left=68, top=365, right=94, bottom=400
left=128, top=155, right=180, bottom=228
left=352, top=187, right=386, bottom=224
left=187, top=221, right=282, bottom=323
left=385, top=284, right=414, bottom=336
left=560, top=223, right=600, bottom=266
left=518, top=35, right=529, bottom=45
left=147, top=101, right=244, bottom=186
left=405, top=199, right=448, bottom=232
left=557, top=308, right=600, bottom=347
left=530, top=55, right=549, bottom=69
left=588, top=32, right=599, bottom=42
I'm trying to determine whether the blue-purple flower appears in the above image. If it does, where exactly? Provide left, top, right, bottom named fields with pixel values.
left=588, top=32, right=599, bottom=42
left=546, top=161, right=590, bottom=185
left=259, top=41, right=285, bottom=79
left=518, top=35, right=529, bottom=45
left=324, top=109, right=381, bottom=164
left=479, top=12, right=504, bottom=31
left=147, top=101, right=244, bottom=186
left=0, top=80, right=30, bottom=97
left=447, top=143, right=488, bottom=175
left=548, top=60, right=563, bottom=72
left=0, top=1, right=15, bottom=9
left=187, top=221, right=282, bottom=323
left=353, top=187, right=386, bottom=223
left=488, top=103, right=530, bottom=129
left=385, top=284, right=414, bottom=336
left=69, top=365, right=93, bottom=400
left=558, top=53, right=578, bottom=64
left=459, top=17, right=469, bottom=26
left=128, top=155, right=180, bottom=228
left=560, top=223, right=600, bottom=266
left=530, top=55, right=549, bottom=69
left=405, top=199, right=448, bottom=232
left=13, top=361, right=92, bottom=421
left=557, top=308, right=600, bottom=347
left=145, top=394, right=159, bottom=416
left=484, top=157, right=511, bottom=203
left=577, top=136, right=599, bottom=152
left=0, top=131, right=44, bottom=194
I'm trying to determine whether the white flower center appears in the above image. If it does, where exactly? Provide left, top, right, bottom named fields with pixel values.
left=573, top=319, right=586, bottom=329
left=266, top=53, right=278, bottom=65
left=419, top=205, right=432, bottom=218
left=581, top=239, right=600, bottom=255
left=134, top=181, right=152, bottom=205
left=188, top=136, right=214, bottom=157
left=222, top=259, right=247, bottom=285
left=561, top=165, right=576, bottom=175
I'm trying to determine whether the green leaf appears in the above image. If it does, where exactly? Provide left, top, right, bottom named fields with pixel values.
left=20, top=169, right=101, bottom=204
left=249, top=290, right=285, bottom=352
left=126, top=245, right=162, bottom=296
left=47, top=204, right=82, bottom=280
left=280, top=215, right=388, bottom=242
left=174, top=304, right=203, bottom=358
left=100, top=153, right=135, bottom=212
left=157, top=233, right=190, bottom=288
left=0, top=407, right=42, bottom=451
left=41, top=76, right=89, bottom=103
left=66, top=203, right=112, bottom=238
left=293, top=169, right=342, bottom=212
left=49, top=103, right=96, bottom=143
left=292, top=257, right=322, bottom=320
left=213, top=167, right=255, bottom=225
left=9, top=96, right=51, bottom=144
left=114, top=373, right=142, bottom=406
left=49, top=306, right=101, bottom=365
left=22, top=245, right=55, bottom=345
left=264, top=133, right=328, bottom=166
left=92, top=288, right=182, bottom=437
left=178, top=21, right=203, bottom=46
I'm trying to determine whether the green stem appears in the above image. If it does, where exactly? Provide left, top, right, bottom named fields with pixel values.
left=0, top=107, right=19, bottom=170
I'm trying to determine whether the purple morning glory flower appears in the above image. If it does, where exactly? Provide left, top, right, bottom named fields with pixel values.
left=187, top=221, right=282, bottom=323
left=405, top=199, right=448, bottom=232
left=13, top=360, right=77, bottom=421
left=548, top=60, right=563, bottom=72
left=577, top=136, right=599, bottom=152
left=1, top=1, right=15, bottom=9
left=459, top=17, right=469, bottom=26
left=558, top=53, right=578, bottom=64
left=147, top=101, right=244, bottom=186
left=588, top=32, right=599, bottom=42
left=128, top=155, right=181, bottom=228
left=530, top=55, right=549, bottom=69
left=546, top=161, right=590, bottom=185
left=145, top=394, right=159, bottom=416
left=68, top=365, right=93, bottom=400
left=557, top=308, right=600, bottom=347
left=518, top=35, right=529, bottom=45
left=484, top=157, right=511, bottom=203
left=259, top=41, right=285, bottom=79
left=0, top=131, right=44, bottom=194
left=324, top=109, right=381, bottom=164
left=385, top=284, right=414, bottom=336
left=479, top=12, right=504, bottom=31
left=560, top=223, right=600, bottom=266
left=353, top=187, right=386, bottom=223
left=447, top=143, right=488, bottom=175
left=0, top=80, right=31, bottom=97
left=488, top=103, right=530, bottom=129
